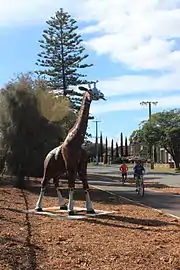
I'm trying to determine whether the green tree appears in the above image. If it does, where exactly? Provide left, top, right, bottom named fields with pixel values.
left=0, top=74, right=75, bottom=187
left=129, top=129, right=144, bottom=144
left=115, top=142, right=119, bottom=158
left=83, top=141, right=102, bottom=162
left=99, top=132, right=104, bottom=161
left=120, top=133, right=124, bottom=156
left=36, top=8, right=92, bottom=110
left=125, top=137, right=128, bottom=157
left=104, top=137, right=108, bottom=164
left=111, top=139, right=114, bottom=162
left=130, top=109, right=180, bottom=169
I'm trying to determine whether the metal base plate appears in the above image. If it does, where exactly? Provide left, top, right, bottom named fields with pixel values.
left=21, top=206, right=115, bottom=220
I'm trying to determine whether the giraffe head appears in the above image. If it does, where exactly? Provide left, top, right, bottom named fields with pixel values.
left=79, top=81, right=106, bottom=101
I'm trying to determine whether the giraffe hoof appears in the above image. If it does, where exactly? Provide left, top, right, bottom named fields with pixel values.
left=87, top=209, right=95, bottom=214
left=68, top=210, right=75, bottom=216
left=60, top=204, right=68, bottom=210
left=35, top=207, right=43, bottom=212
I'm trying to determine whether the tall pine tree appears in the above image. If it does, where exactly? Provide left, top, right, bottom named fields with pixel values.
left=120, top=133, right=124, bottom=157
left=36, top=8, right=93, bottom=110
left=104, top=137, right=108, bottom=164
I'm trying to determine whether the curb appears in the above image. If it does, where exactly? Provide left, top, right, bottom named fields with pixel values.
left=88, top=173, right=180, bottom=221
left=90, top=184, right=180, bottom=221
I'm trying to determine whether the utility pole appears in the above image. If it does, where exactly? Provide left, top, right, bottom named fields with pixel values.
left=140, top=101, right=158, bottom=169
left=93, top=120, right=101, bottom=165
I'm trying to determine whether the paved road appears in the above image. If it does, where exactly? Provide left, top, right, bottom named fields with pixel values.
left=87, top=165, right=180, bottom=187
left=87, top=166, right=180, bottom=218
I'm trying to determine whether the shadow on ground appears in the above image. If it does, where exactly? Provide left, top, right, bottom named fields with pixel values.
left=82, top=213, right=180, bottom=232
left=0, top=190, right=43, bottom=270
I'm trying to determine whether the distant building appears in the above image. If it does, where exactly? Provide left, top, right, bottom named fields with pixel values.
left=128, top=143, right=173, bottom=164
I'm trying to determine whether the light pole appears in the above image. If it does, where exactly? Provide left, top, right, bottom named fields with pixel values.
left=93, top=120, right=101, bottom=165
left=140, top=101, right=158, bottom=169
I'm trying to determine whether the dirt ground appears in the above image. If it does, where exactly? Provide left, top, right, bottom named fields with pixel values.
left=0, top=180, right=180, bottom=270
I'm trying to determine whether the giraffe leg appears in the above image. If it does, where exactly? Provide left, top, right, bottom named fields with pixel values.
left=35, top=188, right=45, bottom=211
left=35, top=177, right=47, bottom=211
left=67, top=170, right=77, bottom=215
left=84, top=190, right=95, bottom=214
left=53, top=177, right=67, bottom=210
left=78, top=159, right=95, bottom=214
left=35, top=174, right=51, bottom=211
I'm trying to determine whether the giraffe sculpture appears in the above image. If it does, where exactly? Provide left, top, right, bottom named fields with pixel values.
left=35, top=82, right=106, bottom=215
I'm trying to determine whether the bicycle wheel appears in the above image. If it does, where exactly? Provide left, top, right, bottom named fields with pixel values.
left=139, top=178, right=144, bottom=197
left=135, top=176, right=139, bottom=193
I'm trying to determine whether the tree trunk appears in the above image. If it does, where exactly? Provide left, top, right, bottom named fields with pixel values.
left=154, top=146, right=157, bottom=163
left=14, top=166, right=25, bottom=189
left=174, top=158, right=180, bottom=169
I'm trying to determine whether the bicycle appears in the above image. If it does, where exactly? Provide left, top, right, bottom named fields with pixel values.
left=135, top=174, right=144, bottom=197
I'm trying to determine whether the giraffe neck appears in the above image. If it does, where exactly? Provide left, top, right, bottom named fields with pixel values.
left=64, top=92, right=91, bottom=146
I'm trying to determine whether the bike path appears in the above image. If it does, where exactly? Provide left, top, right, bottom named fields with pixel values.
left=87, top=166, right=180, bottom=188
left=87, top=176, right=180, bottom=219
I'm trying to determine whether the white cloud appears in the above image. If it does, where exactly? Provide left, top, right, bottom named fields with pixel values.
left=90, top=94, right=180, bottom=115
left=95, top=72, right=180, bottom=97
left=1, top=0, right=180, bottom=97
left=82, top=0, right=180, bottom=71
left=0, top=0, right=84, bottom=27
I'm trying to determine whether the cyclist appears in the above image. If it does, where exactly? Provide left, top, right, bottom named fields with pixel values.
left=133, top=161, right=145, bottom=191
left=119, top=161, right=128, bottom=183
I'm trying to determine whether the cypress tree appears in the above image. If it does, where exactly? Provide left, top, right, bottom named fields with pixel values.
left=36, top=8, right=93, bottom=110
left=111, top=139, right=114, bottom=162
left=99, top=132, right=104, bottom=162
left=104, top=137, right=108, bottom=164
left=120, top=133, right=124, bottom=156
left=125, top=137, right=128, bottom=157
left=115, top=142, right=119, bottom=158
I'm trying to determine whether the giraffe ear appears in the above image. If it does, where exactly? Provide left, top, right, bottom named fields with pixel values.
left=79, top=86, right=88, bottom=91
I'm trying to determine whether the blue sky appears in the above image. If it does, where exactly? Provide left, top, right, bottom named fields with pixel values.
left=1, top=0, right=180, bottom=146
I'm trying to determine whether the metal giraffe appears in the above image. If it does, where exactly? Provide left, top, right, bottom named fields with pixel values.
left=35, top=82, right=106, bottom=215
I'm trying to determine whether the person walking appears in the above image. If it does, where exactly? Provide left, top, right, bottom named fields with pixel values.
left=119, top=161, right=128, bottom=184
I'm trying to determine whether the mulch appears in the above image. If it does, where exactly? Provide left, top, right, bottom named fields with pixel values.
left=0, top=179, right=180, bottom=270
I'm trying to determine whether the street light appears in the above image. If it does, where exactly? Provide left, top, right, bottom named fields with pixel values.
left=140, top=101, right=158, bottom=169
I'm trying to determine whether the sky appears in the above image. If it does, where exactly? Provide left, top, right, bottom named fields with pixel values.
left=0, top=0, right=180, bottom=146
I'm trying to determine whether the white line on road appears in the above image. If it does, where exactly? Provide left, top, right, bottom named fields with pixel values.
left=90, top=183, right=180, bottom=221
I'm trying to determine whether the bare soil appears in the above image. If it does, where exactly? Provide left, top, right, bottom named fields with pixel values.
left=0, top=179, right=180, bottom=270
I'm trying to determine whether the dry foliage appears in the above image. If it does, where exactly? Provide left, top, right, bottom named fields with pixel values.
left=36, top=90, right=71, bottom=122
left=0, top=181, right=180, bottom=270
